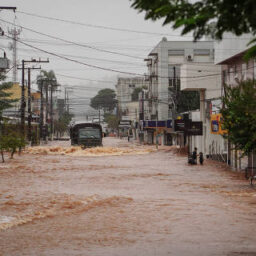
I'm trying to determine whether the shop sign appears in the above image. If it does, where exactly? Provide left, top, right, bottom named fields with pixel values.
left=174, top=119, right=190, bottom=132
left=186, top=121, right=203, bottom=136
left=143, top=120, right=172, bottom=129
left=119, top=120, right=131, bottom=128
left=210, top=114, right=227, bottom=135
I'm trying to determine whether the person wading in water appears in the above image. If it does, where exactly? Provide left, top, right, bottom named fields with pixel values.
left=192, top=147, right=197, bottom=164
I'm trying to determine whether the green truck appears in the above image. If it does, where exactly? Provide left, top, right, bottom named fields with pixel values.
left=70, top=122, right=103, bottom=148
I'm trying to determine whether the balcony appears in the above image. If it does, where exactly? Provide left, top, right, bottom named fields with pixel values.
left=180, top=63, right=221, bottom=91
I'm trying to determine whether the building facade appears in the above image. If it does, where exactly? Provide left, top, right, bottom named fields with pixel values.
left=214, top=33, right=255, bottom=170
left=116, top=76, right=148, bottom=137
left=145, top=38, right=215, bottom=146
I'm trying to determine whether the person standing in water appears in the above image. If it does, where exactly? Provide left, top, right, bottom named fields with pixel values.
left=192, top=147, right=197, bottom=164
left=199, top=152, right=204, bottom=165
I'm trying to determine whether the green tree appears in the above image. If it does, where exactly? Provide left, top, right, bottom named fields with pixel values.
left=90, top=88, right=117, bottom=113
left=0, top=73, right=18, bottom=119
left=221, top=80, right=256, bottom=155
left=0, top=125, right=26, bottom=162
left=130, top=0, right=256, bottom=59
left=54, top=111, right=73, bottom=138
left=104, top=113, right=119, bottom=129
left=36, top=70, right=58, bottom=91
left=131, top=87, right=142, bottom=101
left=177, top=91, right=200, bottom=113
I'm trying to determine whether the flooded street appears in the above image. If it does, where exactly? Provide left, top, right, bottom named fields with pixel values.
left=1, top=137, right=256, bottom=256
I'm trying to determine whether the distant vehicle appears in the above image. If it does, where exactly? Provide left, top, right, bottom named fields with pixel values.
left=70, top=122, right=103, bottom=147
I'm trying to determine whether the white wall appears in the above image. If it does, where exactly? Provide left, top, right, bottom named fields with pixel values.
left=214, top=33, right=253, bottom=64
left=180, top=63, right=221, bottom=99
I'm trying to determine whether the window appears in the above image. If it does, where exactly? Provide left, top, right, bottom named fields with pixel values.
left=78, top=128, right=101, bottom=139
left=168, top=49, right=184, bottom=56
left=194, top=49, right=210, bottom=56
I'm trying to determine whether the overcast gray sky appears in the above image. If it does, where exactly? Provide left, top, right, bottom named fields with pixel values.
left=0, top=0, right=193, bottom=117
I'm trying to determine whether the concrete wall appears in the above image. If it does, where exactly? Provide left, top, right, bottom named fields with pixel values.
left=214, top=33, right=253, bottom=64
left=180, top=63, right=221, bottom=99
left=116, top=77, right=148, bottom=120
left=147, top=39, right=214, bottom=120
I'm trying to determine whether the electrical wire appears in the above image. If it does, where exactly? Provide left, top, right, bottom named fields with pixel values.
left=16, top=10, right=194, bottom=38
left=0, top=18, right=144, bottom=60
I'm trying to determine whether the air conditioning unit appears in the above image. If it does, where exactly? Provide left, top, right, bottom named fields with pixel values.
left=186, top=54, right=193, bottom=61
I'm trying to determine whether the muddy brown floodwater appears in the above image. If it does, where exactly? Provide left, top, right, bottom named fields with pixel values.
left=0, top=137, right=256, bottom=256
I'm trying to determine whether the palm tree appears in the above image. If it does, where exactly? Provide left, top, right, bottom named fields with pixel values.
left=36, top=70, right=59, bottom=139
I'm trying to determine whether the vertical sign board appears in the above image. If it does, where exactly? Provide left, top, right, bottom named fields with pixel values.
left=211, top=114, right=227, bottom=135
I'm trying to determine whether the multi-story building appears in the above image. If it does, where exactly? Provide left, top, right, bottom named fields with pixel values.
left=145, top=37, right=215, bottom=145
left=214, top=33, right=255, bottom=169
left=116, top=76, right=148, bottom=137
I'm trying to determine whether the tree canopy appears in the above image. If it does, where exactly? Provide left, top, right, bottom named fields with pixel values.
left=36, top=70, right=58, bottom=90
left=90, top=88, right=117, bottom=113
left=131, top=87, right=143, bottom=101
left=104, top=113, right=119, bottom=130
left=130, top=0, right=256, bottom=59
left=177, top=91, right=200, bottom=113
left=221, top=80, right=256, bottom=155
left=0, top=73, right=17, bottom=119
left=54, top=111, right=74, bottom=138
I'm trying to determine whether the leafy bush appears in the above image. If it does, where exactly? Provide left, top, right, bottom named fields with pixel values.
left=0, top=128, right=26, bottom=162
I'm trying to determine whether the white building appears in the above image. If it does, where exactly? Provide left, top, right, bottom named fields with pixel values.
left=116, top=77, right=148, bottom=137
left=146, top=37, right=215, bottom=120
left=145, top=38, right=216, bottom=146
left=214, top=33, right=255, bottom=169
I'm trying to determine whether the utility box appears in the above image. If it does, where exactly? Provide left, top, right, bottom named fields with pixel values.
left=0, top=57, right=9, bottom=69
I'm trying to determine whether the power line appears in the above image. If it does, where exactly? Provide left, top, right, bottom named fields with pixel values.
left=56, top=73, right=115, bottom=83
left=0, top=18, right=143, bottom=60
left=17, top=10, right=194, bottom=38
left=7, top=35, right=224, bottom=79
left=4, top=34, right=145, bottom=76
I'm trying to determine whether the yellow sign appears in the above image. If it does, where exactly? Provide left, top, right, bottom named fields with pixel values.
left=4, top=83, right=28, bottom=100
left=210, top=114, right=227, bottom=135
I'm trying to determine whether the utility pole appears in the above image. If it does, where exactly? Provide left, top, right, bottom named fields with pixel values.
left=39, top=78, right=57, bottom=142
left=40, top=81, right=44, bottom=140
left=67, top=90, right=69, bottom=114
left=49, top=85, right=60, bottom=141
left=18, top=65, right=41, bottom=143
left=8, top=27, right=21, bottom=82
left=172, top=66, right=177, bottom=148
left=19, top=58, right=49, bottom=137
left=141, top=90, right=144, bottom=121
left=156, top=98, right=158, bottom=150
left=98, top=109, right=101, bottom=124
left=21, top=59, right=25, bottom=136
left=50, top=85, right=54, bottom=140
left=45, top=83, right=49, bottom=142
left=64, top=88, right=70, bottom=113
